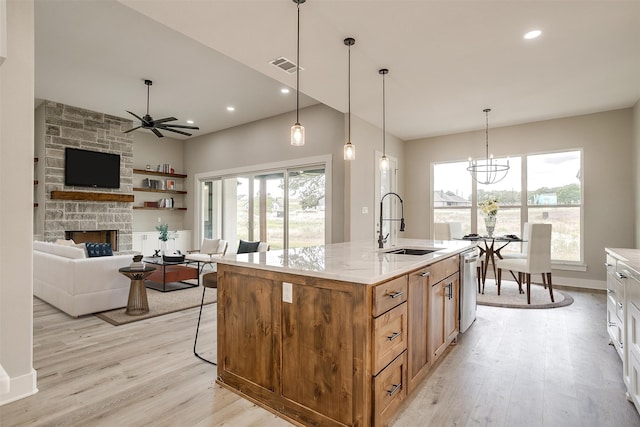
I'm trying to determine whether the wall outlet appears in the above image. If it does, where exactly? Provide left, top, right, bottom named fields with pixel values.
left=282, top=282, right=293, bottom=303
left=362, top=206, right=368, bottom=214
left=157, top=217, right=161, bottom=223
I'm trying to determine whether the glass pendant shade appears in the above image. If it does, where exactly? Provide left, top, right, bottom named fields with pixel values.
left=379, top=154, right=389, bottom=171
left=344, top=142, right=355, bottom=160
left=291, top=123, right=305, bottom=146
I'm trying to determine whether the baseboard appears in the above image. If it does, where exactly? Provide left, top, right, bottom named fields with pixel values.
left=0, top=368, right=38, bottom=406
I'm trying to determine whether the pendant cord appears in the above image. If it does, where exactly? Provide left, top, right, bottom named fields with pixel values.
left=485, top=109, right=489, bottom=161
left=347, top=43, right=351, bottom=143
left=295, top=1, right=300, bottom=123
left=382, top=72, right=386, bottom=156
left=146, top=84, right=150, bottom=116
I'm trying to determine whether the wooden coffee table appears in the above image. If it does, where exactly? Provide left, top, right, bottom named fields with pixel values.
left=142, top=257, right=199, bottom=292
left=119, top=266, right=156, bottom=315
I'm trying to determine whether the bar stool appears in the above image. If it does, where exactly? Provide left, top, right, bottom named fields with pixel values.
left=193, top=271, right=217, bottom=365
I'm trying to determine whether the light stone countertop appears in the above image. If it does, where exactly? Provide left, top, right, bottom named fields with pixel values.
left=606, top=248, right=640, bottom=278
left=216, top=238, right=476, bottom=285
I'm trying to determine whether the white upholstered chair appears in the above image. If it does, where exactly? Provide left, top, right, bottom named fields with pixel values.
left=496, top=223, right=553, bottom=304
left=185, top=238, right=228, bottom=273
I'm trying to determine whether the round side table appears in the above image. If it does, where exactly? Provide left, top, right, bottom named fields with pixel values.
left=119, top=266, right=156, bottom=315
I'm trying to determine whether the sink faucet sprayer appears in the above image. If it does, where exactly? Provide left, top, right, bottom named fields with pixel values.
left=378, top=192, right=405, bottom=248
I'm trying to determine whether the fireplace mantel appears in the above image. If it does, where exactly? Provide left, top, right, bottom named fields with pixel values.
left=51, top=191, right=134, bottom=203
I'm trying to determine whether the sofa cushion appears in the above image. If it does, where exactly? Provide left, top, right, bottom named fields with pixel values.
left=49, top=243, right=87, bottom=259
left=200, top=238, right=220, bottom=254
left=55, top=238, right=76, bottom=246
left=237, top=239, right=260, bottom=254
left=86, top=242, right=113, bottom=257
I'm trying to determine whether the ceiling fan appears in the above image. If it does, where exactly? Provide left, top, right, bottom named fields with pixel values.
left=123, top=79, right=199, bottom=138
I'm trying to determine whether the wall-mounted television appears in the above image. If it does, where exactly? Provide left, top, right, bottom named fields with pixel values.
left=64, top=148, right=121, bottom=189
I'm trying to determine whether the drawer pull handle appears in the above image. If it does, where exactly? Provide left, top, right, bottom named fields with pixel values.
left=388, top=291, right=405, bottom=299
left=387, top=332, right=401, bottom=341
left=607, top=289, right=615, bottom=294
left=608, top=321, right=617, bottom=327
left=605, top=262, right=614, bottom=267
left=386, top=383, right=401, bottom=397
left=618, top=302, right=623, bottom=310
left=419, top=272, right=430, bottom=277
left=616, top=272, right=627, bottom=279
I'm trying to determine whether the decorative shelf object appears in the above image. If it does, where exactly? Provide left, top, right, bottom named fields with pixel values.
left=51, top=191, right=134, bottom=203
left=133, top=168, right=187, bottom=179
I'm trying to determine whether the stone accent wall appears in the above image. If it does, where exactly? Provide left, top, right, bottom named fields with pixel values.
left=42, top=101, right=134, bottom=250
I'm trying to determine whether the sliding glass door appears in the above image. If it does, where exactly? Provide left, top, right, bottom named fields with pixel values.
left=199, top=164, right=325, bottom=250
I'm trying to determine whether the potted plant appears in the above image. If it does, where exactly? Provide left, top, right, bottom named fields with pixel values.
left=156, top=223, right=169, bottom=253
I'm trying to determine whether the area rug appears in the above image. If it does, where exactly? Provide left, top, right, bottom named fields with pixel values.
left=95, top=286, right=216, bottom=326
left=477, top=280, right=574, bottom=309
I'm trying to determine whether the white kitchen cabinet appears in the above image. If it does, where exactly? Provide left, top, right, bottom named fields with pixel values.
left=624, top=263, right=640, bottom=411
left=132, top=230, right=192, bottom=256
left=606, top=252, right=626, bottom=360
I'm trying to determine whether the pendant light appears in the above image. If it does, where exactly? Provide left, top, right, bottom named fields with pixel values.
left=467, top=108, right=510, bottom=184
left=290, top=0, right=306, bottom=146
left=379, top=68, right=389, bottom=171
left=343, top=37, right=356, bottom=160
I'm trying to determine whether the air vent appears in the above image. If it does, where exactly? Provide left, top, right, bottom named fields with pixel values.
left=270, top=57, right=303, bottom=74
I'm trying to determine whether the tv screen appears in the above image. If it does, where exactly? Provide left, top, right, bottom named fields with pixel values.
left=64, top=148, right=121, bottom=189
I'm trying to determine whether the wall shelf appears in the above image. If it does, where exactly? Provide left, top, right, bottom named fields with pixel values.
left=133, top=187, right=187, bottom=195
left=133, top=206, right=187, bottom=211
left=133, top=169, right=187, bottom=179
left=51, top=191, right=134, bottom=203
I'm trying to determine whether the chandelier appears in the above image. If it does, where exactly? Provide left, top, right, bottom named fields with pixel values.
left=467, top=108, right=509, bottom=185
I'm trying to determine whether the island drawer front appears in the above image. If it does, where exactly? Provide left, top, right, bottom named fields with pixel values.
left=373, top=302, right=408, bottom=375
left=373, top=351, right=407, bottom=427
left=429, top=255, right=459, bottom=284
left=373, top=275, right=408, bottom=317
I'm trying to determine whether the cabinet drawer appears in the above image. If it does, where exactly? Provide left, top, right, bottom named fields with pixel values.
left=429, top=255, right=459, bottom=284
left=373, top=275, right=408, bottom=317
left=373, top=303, right=408, bottom=375
left=373, top=351, right=407, bottom=427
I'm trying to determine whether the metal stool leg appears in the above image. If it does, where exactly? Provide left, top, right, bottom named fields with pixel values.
left=193, top=285, right=216, bottom=365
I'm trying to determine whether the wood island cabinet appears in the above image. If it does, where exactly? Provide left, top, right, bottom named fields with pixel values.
left=217, top=252, right=461, bottom=427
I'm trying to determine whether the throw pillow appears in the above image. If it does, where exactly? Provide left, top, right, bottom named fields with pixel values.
left=74, top=243, right=89, bottom=258
left=200, top=238, right=220, bottom=255
left=85, top=242, right=113, bottom=257
left=237, top=239, right=260, bottom=254
left=55, top=238, right=76, bottom=246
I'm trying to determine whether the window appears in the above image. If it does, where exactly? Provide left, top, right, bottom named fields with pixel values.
left=199, top=164, right=326, bottom=250
left=433, top=150, right=582, bottom=263
left=527, top=151, right=581, bottom=262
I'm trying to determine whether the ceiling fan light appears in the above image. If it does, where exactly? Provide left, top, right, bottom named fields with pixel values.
left=291, top=123, right=305, bottom=146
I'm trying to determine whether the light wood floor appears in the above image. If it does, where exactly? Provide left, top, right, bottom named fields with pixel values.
left=1, top=288, right=639, bottom=426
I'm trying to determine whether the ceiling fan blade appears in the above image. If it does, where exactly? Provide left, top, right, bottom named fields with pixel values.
left=151, top=128, right=164, bottom=138
left=152, top=117, right=177, bottom=125
left=126, top=110, right=145, bottom=123
left=161, top=124, right=200, bottom=130
left=157, top=126, right=192, bottom=136
left=123, top=125, right=142, bottom=133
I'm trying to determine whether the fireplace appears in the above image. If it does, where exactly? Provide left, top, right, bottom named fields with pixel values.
left=65, top=230, right=119, bottom=251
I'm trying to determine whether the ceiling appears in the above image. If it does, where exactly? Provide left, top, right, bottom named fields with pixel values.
left=36, top=1, right=640, bottom=141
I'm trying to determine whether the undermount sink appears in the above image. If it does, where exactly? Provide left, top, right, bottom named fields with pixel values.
left=384, top=248, right=437, bottom=256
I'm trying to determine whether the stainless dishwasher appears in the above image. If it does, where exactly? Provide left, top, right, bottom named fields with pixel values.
left=459, top=247, right=479, bottom=333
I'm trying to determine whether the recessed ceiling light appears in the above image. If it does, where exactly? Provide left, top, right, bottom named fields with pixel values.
left=186, top=119, right=194, bottom=124
left=226, top=106, right=235, bottom=112
left=524, top=30, right=542, bottom=40
left=281, top=88, right=290, bottom=94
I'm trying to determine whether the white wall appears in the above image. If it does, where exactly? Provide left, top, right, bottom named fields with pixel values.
left=634, top=100, right=640, bottom=248
left=132, top=131, right=185, bottom=232
left=347, top=115, right=404, bottom=243
left=183, top=103, right=345, bottom=247
left=405, top=109, right=635, bottom=287
left=0, top=0, right=37, bottom=405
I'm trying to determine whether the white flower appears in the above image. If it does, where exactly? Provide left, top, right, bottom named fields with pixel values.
left=479, top=198, right=499, bottom=217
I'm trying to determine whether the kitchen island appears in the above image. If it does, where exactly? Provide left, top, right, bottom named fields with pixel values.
left=215, top=239, right=474, bottom=427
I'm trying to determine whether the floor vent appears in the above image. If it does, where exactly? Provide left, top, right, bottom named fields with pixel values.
left=270, top=57, right=303, bottom=74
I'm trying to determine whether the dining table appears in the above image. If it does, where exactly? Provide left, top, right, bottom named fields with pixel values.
left=460, top=234, right=525, bottom=293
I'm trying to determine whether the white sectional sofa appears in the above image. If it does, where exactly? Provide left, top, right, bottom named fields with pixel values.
left=33, top=241, right=134, bottom=317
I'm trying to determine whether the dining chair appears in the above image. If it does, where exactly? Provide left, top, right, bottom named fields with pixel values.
left=496, top=223, right=553, bottom=304
left=434, top=222, right=483, bottom=293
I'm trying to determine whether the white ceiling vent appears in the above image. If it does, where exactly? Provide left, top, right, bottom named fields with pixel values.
left=270, top=57, right=303, bottom=74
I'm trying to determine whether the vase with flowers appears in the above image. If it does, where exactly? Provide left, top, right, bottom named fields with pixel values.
left=479, top=198, right=499, bottom=237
